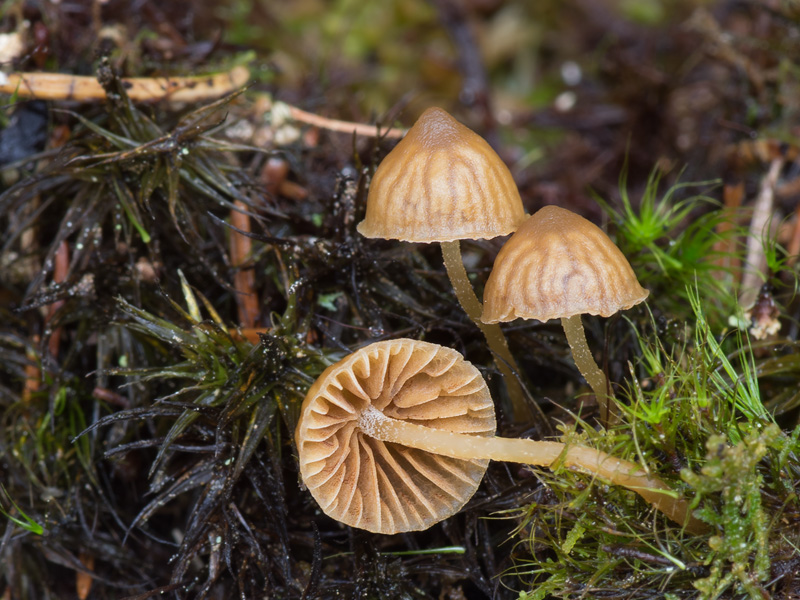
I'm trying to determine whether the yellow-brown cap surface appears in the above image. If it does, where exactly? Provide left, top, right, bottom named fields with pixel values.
left=357, top=107, right=526, bottom=243
left=295, top=338, right=496, bottom=535
left=482, top=206, right=649, bottom=323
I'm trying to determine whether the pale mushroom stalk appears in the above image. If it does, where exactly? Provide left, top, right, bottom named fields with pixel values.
left=359, top=405, right=705, bottom=535
left=441, top=240, right=533, bottom=422
left=561, top=314, right=612, bottom=423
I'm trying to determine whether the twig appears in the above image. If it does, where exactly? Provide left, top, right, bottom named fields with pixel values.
left=0, top=67, right=408, bottom=138
left=46, top=240, right=69, bottom=358
left=740, top=158, right=783, bottom=310
left=0, top=65, right=250, bottom=103
left=257, top=94, right=406, bottom=139
left=230, top=201, right=260, bottom=329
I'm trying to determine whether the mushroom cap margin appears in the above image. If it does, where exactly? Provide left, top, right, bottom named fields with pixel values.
left=482, top=206, right=649, bottom=323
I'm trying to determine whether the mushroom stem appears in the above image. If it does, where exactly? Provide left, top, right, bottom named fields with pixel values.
left=441, top=240, right=533, bottom=422
left=359, top=406, right=705, bottom=534
left=561, top=314, right=615, bottom=424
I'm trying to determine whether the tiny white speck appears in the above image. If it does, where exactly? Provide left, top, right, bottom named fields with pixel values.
left=561, top=61, right=582, bottom=86
left=554, top=91, right=576, bottom=112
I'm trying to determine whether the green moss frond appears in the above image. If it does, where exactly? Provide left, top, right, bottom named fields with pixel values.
left=596, top=166, right=741, bottom=327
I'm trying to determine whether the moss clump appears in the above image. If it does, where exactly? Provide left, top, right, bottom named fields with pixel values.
left=683, top=424, right=786, bottom=599
left=510, top=284, right=800, bottom=599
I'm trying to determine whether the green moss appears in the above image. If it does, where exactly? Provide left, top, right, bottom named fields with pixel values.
left=683, top=425, right=782, bottom=599
left=597, top=167, right=739, bottom=328
left=509, top=284, right=800, bottom=598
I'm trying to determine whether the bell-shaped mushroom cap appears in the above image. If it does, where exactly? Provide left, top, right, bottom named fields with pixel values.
left=357, top=107, right=526, bottom=243
left=482, top=205, right=649, bottom=323
left=295, top=339, right=496, bottom=535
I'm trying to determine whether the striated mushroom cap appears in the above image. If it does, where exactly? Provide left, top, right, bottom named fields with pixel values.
left=482, top=205, right=649, bottom=323
left=357, top=107, right=526, bottom=243
left=295, top=339, right=496, bottom=534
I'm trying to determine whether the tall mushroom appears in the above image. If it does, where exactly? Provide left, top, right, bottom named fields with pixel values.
left=295, top=339, right=704, bottom=535
left=482, top=206, right=649, bottom=423
left=357, top=107, right=532, bottom=421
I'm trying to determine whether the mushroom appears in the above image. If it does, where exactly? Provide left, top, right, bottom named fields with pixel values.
left=357, top=107, right=532, bottom=420
left=482, top=206, right=649, bottom=423
left=295, top=339, right=705, bottom=535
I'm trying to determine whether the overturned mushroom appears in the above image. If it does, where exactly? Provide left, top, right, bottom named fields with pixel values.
left=295, top=339, right=704, bottom=535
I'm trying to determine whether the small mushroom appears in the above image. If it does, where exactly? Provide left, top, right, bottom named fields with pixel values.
left=482, top=206, right=649, bottom=423
left=358, top=107, right=532, bottom=420
left=295, top=339, right=704, bottom=535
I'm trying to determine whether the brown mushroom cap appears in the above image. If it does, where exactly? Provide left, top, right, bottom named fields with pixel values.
left=482, top=205, right=649, bottom=323
left=357, top=107, right=526, bottom=243
left=295, top=339, right=496, bottom=535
